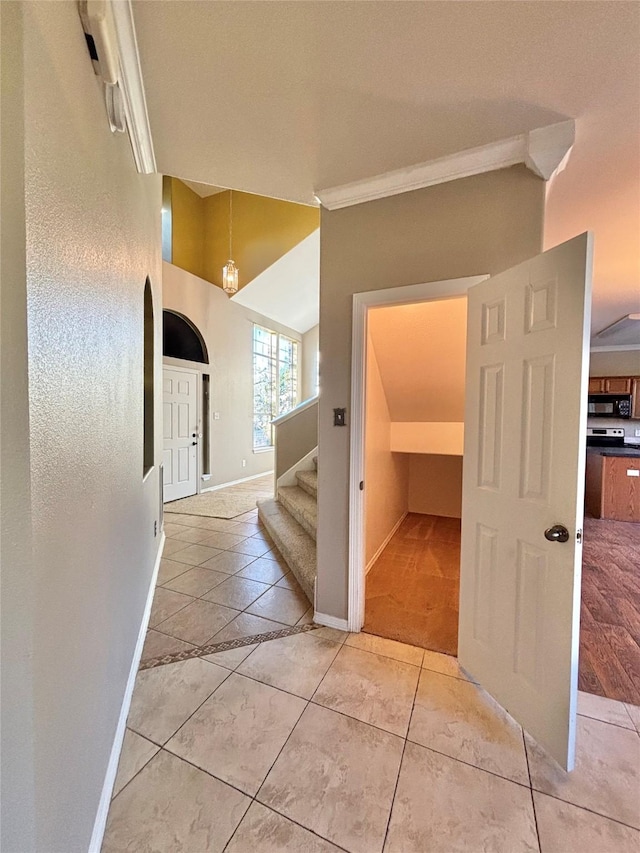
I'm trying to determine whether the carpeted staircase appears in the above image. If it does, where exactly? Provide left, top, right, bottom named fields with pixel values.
left=257, top=457, right=317, bottom=605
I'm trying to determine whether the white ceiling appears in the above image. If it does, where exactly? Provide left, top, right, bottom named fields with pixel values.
left=134, top=1, right=639, bottom=336
left=231, top=230, right=319, bottom=334
left=180, top=180, right=226, bottom=198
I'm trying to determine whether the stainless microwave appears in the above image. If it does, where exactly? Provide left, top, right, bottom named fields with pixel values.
left=587, top=394, right=632, bottom=419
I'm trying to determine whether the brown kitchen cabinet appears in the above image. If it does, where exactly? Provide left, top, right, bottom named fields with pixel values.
left=604, top=377, right=632, bottom=394
left=585, top=451, right=640, bottom=522
left=588, top=375, right=640, bottom=413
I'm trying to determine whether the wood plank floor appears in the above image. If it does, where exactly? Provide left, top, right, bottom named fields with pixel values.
left=364, top=512, right=640, bottom=705
left=580, top=515, right=640, bottom=704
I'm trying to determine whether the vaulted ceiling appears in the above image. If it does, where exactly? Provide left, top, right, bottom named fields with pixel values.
left=134, top=1, right=639, bottom=337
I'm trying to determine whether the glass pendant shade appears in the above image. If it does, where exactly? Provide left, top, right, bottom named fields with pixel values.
left=222, top=190, right=239, bottom=296
left=222, top=259, right=239, bottom=295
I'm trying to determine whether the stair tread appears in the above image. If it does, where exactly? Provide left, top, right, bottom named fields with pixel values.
left=296, top=469, right=318, bottom=497
left=257, top=498, right=316, bottom=604
left=278, top=485, right=317, bottom=540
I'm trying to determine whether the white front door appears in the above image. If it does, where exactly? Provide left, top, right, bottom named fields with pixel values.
left=163, top=367, right=198, bottom=502
left=459, top=233, right=592, bottom=771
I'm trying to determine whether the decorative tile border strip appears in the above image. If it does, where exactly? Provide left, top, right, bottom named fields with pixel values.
left=140, top=624, right=320, bottom=670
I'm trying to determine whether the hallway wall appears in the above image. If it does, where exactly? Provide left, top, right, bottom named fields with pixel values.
left=317, top=165, right=545, bottom=621
left=408, top=455, right=463, bottom=518
left=2, top=3, right=162, bottom=850
left=1, top=4, right=36, bottom=850
left=365, top=335, right=409, bottom=567
left=301, top=323, right=320, bottom=400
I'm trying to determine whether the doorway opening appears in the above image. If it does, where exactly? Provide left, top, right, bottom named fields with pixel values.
left=363, top=295, right=467, bottom=655
left=162, top=310, right=210, bottom=503
left=347, top=276, right=486, bottom=643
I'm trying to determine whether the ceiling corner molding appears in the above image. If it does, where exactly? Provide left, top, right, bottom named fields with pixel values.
left=110, top=0, right=157, bottom=174
left=81, top=1, right=157, bottom=174
left=590, top=344, right=640, bottom=353
left=315, top=119, right=575, bottom=211
left=524, top=119, right=575, bottom=180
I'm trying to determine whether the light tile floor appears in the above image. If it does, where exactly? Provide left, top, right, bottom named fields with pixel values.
left=143, top=504, right=314, bottom=663
left=104, top=627, right=640, bottom=852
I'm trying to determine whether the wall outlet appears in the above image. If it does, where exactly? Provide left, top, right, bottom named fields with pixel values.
left=635, top=429, right=640, bottom=437
left=242, top=459, right=246, bottom=468
left=214, top=412, right=220, bottom=420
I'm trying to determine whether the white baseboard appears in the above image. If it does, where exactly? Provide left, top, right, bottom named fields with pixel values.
left=313, top=611, right=350, bottom=632
left=201, top=470, right=274, bottom=493
left=365, top=511, right=407, bottom=575
left=88, top=532, right=165, bottom=853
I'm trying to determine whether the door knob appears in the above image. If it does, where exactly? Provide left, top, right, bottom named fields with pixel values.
left=544, top=524, right=570, bottom=543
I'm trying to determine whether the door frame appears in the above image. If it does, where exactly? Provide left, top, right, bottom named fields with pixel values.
left=347, top=275, right=488, bottom=632
left=162, top=361, right=202, bottom=500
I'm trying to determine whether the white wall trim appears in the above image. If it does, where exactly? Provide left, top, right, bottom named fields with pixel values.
left=365, top=511, right=408, bottom=575
left=313, top=612, right=350, bottom=632
left=315, top=120, right=575, bottom=210
left=589, top=344, right=640, bottom=353
left=88, top=532, right=165, bottom=853
left=348, top=276, right=488, bottom=632
left=201, top=470, right=273, bottom=493
left=110, top=0, right=157, bottom=174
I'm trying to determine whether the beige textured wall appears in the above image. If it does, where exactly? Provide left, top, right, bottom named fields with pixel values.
left=302, top=324, right=320, bottom=400
left=317, top=165, right=545, bottom=620
left=589, top=349, right=640, bottom=376
left=1, top=4, right=36, bottom=849
left=163, top=262, right=302, bottom=486
left=275, top=403, right=319, bottom=479
left=3, top=3, right=163, bottom=849
left=365, top=336, right=409, bottom=566
left=408, top=456, right=463, bottom=518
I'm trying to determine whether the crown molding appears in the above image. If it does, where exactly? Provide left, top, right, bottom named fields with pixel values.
left=81, top=1, right=156, bottom=174
left=315, top=119, right=575, bottom=211
left=110, top=0, right=156, bottom=174
left=590, top=344, right=640, bottom=353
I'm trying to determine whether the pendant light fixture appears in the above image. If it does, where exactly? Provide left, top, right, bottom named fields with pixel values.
left=222, top=190, right=239, bottom=295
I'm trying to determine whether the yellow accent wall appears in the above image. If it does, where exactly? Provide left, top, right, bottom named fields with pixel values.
left=170, top=178, right=204, bottom=279
left=168, top=179, right=320, bottom=291
left=202, top=191, right=319, bottom=290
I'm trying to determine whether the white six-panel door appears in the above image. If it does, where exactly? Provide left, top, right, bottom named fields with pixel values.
left=459, top=233, right=593, bottom=771
left=163, top=367, right=198, bottom=502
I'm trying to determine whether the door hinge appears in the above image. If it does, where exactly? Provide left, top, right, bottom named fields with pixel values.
left=576, top=528, right=582, bottom=544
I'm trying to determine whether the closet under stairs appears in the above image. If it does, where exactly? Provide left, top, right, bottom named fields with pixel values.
left=257, top=457, right=317, bottom=605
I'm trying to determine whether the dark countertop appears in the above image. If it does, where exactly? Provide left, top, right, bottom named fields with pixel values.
left=587, top=446, right=640, bottom=458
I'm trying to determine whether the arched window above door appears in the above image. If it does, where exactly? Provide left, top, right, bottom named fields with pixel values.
left=163, top=310, right=208, bottom=364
